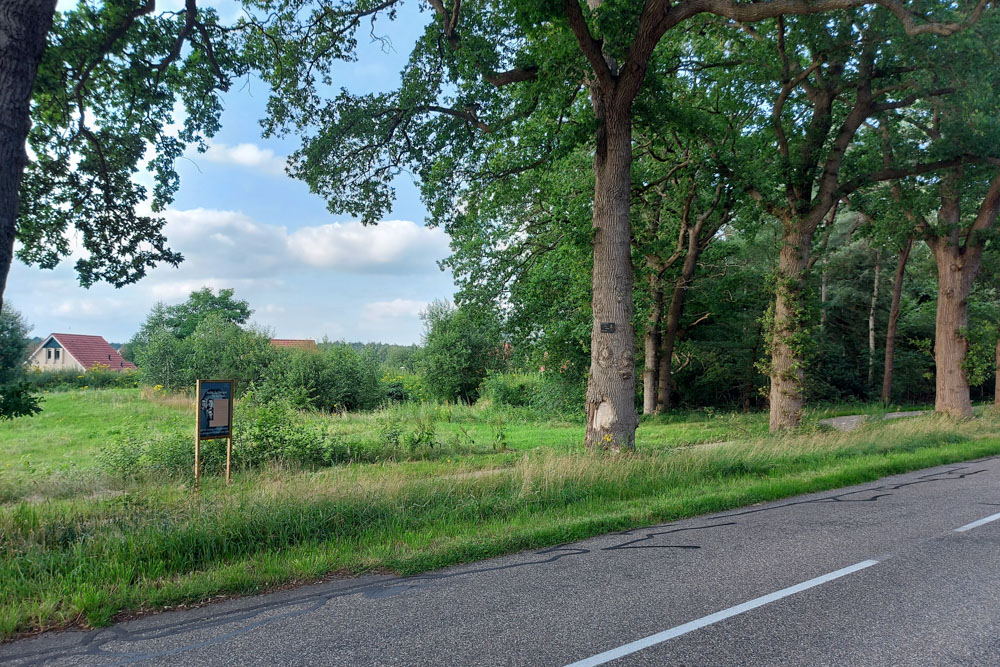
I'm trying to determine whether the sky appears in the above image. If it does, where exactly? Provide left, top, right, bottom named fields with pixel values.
left=8, top=1, right=453, bottom=346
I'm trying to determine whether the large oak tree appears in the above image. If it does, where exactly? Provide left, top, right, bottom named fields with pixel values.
left=247, top=0, right=984, bottom=448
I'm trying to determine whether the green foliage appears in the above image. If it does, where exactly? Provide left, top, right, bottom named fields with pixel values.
left=419, top=300, right=503, bottom=403
left=257, top=345, right=384, bottom=412
left=479, top=372, right=541, bottom=408
left=127, top=288, right=253, bottom=364
left=161, top=288, right=252, bottom=338
left=24, top=366, right=139, bottom=392
left=0, top=384, right=42, bottom=422
left=0, top=304, right=31, bottom=385
left=20, top=2, right=245, bottom=287
left=380, top=371, right=427, bottom=403
left=0, top=304, right=40, bottom=420
left=135, top=312, right=275, bottom=393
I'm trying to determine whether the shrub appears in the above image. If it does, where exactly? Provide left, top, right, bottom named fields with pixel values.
left=98, top=413, right=202, bottom=476
left=233, top=396, right=326, bottom=467
left=479, top=372, right=542, bottom=407
left=419, top=300, right=503, bottom=403
left=381, top=371, right=427, bottom=403
left=135, top=314, right=275, bottom=393
left=531, top=370, right=586, bottom=419
left=25, top=366, right=139, bottom=392
left=258, top=344, right=384, bottom=412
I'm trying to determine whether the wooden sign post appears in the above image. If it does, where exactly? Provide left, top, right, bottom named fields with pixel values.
left=195, top=379, right=234, bottom=484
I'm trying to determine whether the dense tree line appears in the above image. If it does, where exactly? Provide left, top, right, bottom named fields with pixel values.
left=3, top=2, right=999, bottom=445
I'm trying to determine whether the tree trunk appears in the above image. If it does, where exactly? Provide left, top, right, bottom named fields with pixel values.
left=868, top=252, right=880, bottom=386
left=584, top=106, right=638, bottom=451
left=656, top=237, right=700, bottom=413
left=819, top=267, right=828, bottom=330
left=995, top=324, right=1000, bottom=408
left=642, top=272, right=662, bottom=415
left=0, top=0, right=56, bottom=313
left=769, top=226, right=812, bottom=431
left=929, top=239, right=981, bottom=418
left=880, top=238, right=911, bottom=404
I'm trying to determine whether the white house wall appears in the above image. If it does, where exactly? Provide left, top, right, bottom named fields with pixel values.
left=28, top=347, right=85, bottom=373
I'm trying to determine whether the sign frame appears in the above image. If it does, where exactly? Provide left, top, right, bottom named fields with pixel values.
left=195, top=379, right=234, bottom=484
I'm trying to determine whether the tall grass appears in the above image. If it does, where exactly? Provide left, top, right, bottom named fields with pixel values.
left=2, top=413, right=998, bottom=640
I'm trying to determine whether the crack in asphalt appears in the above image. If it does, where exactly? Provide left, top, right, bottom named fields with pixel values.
left=3, top=458, right=997, bottom=665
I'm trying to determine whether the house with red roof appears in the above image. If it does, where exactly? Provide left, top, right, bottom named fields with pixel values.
left=28, top=333, right=137, bottom=372
left=270, top=339, right=318, bottom=351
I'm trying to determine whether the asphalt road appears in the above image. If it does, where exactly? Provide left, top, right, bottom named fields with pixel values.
left=4, top=455, right=1000, bottom=666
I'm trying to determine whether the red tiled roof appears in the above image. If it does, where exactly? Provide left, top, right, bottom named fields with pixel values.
left=48, top=333, right=137, bottom=371
left=270, top=339, right=318, bottom=350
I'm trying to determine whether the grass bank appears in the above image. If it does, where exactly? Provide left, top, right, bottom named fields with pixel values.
left=2, top=407, right=999, bottom=641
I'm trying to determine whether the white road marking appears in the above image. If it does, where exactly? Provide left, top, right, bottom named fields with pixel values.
left=564, top=559, right=880, bottom=667
left=955, top=511, right=1000, bottom=533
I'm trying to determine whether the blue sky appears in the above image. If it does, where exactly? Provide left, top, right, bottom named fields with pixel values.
left=9, top=1, right=454, bottom=345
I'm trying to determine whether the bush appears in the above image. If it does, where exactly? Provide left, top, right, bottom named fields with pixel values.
left=479, top=372, right=542, bottom=407
left=531, top=370, right=586, bottom=419
left=233, top=395, right=327, bottom=467
left=98, top=413, right=199, bottom=476
left=25, top=366, right=139, bottom=392
left=258, top=344, right=384, bottom=412
left=135, top=313, right=276, bottom=393
left=381, top=371, right=427, bottom=403
left=419, top=300, right=503, bottom=403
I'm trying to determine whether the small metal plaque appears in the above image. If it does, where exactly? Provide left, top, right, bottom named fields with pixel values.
left=600, top=322, right=616, bottom=333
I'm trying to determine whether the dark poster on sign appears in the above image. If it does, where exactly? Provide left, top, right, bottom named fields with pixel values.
left=198, top=380, right=232, bottom=439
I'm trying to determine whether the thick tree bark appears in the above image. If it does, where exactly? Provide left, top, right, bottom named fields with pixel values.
left=868, top=252, right=881, bottom=386
left=923, top=166, right=1000, bottom=418
left=642, top=271, right=662, bottom=415
left=0, top=0, right=57, bottom=313
left=880, top=238, right=912, bottom=404
left=769, top=226, right=812, bottom=430
left=930, top=239, right=980, bottom=418
left=584, top=107, right=638, bottom=451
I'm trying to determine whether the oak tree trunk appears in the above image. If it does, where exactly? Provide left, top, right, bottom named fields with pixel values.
left=994, top=326, right=1000, bottom=408
left=584, top=106, right=638, bottom=450
left=881, top=238, right=911, bottom=404
left=868, top=252, right=880, bottom=386
left=819, top=267, right=828, bottom=329
left=995, top=327, right=1000, bottom=408
left=642, top=272, right=662, bottom=415
left=930, top=239, right=981, bottom=418
left=656, top=237, right=700, bottom=413
left=769, top=227, right=812, bottom=431
left=0, top=0, right=56, bottom=313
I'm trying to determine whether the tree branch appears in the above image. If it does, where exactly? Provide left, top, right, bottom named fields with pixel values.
left=564, top=0, right=615, bottom=90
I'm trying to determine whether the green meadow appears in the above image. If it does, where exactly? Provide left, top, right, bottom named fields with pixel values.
left=1, top=388, right=998, bottom=641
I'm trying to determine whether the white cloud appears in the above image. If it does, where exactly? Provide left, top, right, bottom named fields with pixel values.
left=361, top=298, right=427, bottom=325
left=7, top=207, right=455, bottom=345
left=155, top=209, right=449, bottom=278
left=287, top=220, right=450, bottom=273
left=194, top=140, right=287, bottom=176
left=54, top=298, right=126, bottom=318
left=146, top=278, right=285, bottom=301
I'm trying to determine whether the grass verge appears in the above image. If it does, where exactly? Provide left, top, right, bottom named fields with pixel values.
left=2, top=413, right=999, bottom=641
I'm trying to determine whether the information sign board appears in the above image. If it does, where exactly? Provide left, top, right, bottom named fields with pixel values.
left=195, top=379, right=234, bottom=484
left=198, top=380, right=233, bottom=439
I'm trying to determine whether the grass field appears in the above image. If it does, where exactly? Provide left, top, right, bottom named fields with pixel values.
left=0, top=389, right=770, bottom=475
left=1, top=389, right=998, bottom=641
